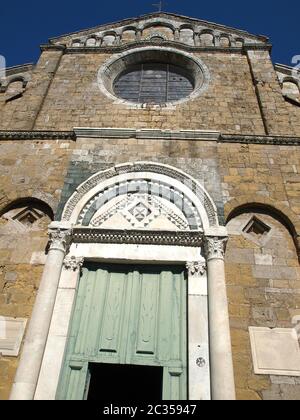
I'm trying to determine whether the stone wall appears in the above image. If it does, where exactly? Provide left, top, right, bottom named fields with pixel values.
left=226, top=212, right=300, bottom=400
left=57, top=137, right=300, bottom=400
left=55, top=137, right=224, bottom=222
left=246, top=50, right=298, bottom=136
left=285, top=100, right=300, bottom=136
left=0, top=19, right=300, bottom=399
left=220, top=141, right=300, bottom=399
left=0, top=139, right=73, bottom=211
left=1, top=47, right=299, bottom=136
left=0, top=50, right=64, bottom=131
left=0, top=51, right=269, bottom=135
left=0, top=134, right=300, bottom=399
left=220, top=143, right=300, bottom=218
left=31, top=52, right=265, bottom=134
left=0, top=138, right=73, bottom=399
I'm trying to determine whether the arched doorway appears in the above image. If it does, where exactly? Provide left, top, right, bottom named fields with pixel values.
left=11, top=162, right=235, bottom=400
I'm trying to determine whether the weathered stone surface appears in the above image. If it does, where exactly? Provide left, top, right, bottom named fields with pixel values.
left=226, top=213, right=300, bottom=400
left=0, top=12, right=300, bottom=400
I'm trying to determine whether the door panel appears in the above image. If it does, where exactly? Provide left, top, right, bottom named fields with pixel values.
left=56, top=264, right=187, bottom=400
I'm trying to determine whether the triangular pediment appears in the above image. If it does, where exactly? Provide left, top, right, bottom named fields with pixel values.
left=49, top=12, right=268, bottom=48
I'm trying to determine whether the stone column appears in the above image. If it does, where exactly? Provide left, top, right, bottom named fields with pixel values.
left=194, top=32, right=200, bottom=47
left=115, top=33, right=121, bottom=46
left=136, top=29, right=142, bottom=42
left=204, top=235, right=236, bottom=400
left=10, top=222, right=72, bottom=400
left=186, top=261, right=211, bottom=400
left=34, top=256, right=84, bottom=400
left=214, top=35, right=220, bottom=47
left=174, top=28, right=180, bottom=41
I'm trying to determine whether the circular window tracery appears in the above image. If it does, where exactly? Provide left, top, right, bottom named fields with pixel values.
left=98, top=47, right=210, bottom=106
left=113, top=62, right=194, bottom=104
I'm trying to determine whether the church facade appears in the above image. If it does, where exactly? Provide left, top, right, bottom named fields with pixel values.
left=0, top=12, right=300, bottom=400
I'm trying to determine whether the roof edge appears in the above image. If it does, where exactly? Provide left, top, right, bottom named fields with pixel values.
left=49, top=12, right=269, bottom=44
left=275, top=63, right=300, bottom=76
left=4, top=63, right=35, bottom=76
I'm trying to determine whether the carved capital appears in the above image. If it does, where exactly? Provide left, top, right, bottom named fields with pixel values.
left=48, top=228, right=72, bottom=253
left=186, top=261, right=206, bottom=277
left=204, top=236, right=228, bottom=261
left=63, top=256, right=84, bottom=272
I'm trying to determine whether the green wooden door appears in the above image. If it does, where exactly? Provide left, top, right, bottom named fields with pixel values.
left=56, top=263, right=187, bottom=400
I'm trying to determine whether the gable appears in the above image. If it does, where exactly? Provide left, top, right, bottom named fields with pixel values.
left=49, top=12, right=268, bottom=49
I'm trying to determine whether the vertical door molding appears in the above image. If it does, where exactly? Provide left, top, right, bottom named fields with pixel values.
left=186, top=260, right=211, bottom=400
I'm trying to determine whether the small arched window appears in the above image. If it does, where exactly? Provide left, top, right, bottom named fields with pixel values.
left=86, top=37, right=97, bottom=47
left=0, top=198, right=53, bottom=230
left=220, top=36, right=231, bottom=47
left=199, top=32, right=214, bottom=46
left=102, top=34, right=116, bottom=46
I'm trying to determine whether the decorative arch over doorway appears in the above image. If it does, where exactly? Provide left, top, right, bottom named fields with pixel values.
left=61, top=161, right=219, bottom=232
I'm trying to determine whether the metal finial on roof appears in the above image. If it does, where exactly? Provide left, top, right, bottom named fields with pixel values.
left=152, top=1, right=166, bottom=12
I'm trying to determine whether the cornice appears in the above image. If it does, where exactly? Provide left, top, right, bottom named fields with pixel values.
left=75, top=128, right=300, bottom=146
left=0, top=131, right=75, bottom=141
left=221, top=134, right=300, bottom=146
left=275, top=63, right=296, bottom=76
left=60, top=41, right=271, bottom=55
left=243, top=44, right=272, bottom=52
left=0, top=129, right=300, bottom=146
left=74, top=127, right=220, bottom=141
left=5, top=64, right=35, bottom=76
left=65, top=42, right=244, bottom=54
left=72, top=228, right=204, bottom=247
left=40, top=44, right=66, bottom=52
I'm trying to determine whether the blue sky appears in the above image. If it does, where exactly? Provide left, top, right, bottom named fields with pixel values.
left=0, top=0, right=299, bottom=68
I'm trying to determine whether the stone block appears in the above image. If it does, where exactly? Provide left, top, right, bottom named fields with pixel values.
left=249, top=326, right=300, bottom=377
left=280, top=384, right=300, bottom=400
left=262, top=385, right=282, bottom=400
left=254, top=254, right=273, bottom=266
left=0, top=317, right=27, bottom=356
left=251, top=307, right=277, bottom=327
left=4, top=272, right=17, bottom=283
left=30, top=252, right=47, bottom=266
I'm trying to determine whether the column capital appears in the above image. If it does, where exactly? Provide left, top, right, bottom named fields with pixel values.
left=48, top=224, right=72, bottom=253
left=186, top=261, right=206, bottom=277
left=204, top=236, right=228, bottom=261
left=63, top=256, right=84, bottom=272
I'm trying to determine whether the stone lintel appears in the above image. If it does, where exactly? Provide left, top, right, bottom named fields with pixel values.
left=72, top=227, right=204, bottom=247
